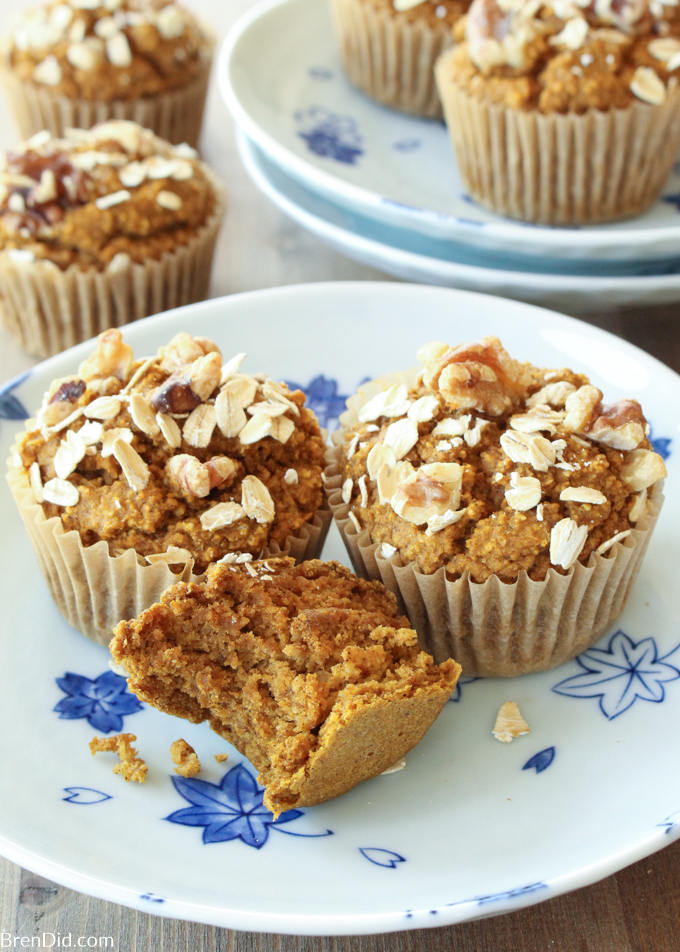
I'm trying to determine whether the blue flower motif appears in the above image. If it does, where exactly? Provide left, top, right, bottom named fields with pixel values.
left=447, top=883, right=548, bottom=907
left=448, top=675, right=480, bottom=702
left=140, top=893, right=165, bottom=903
left=552, top=630, right=680, bottom=719
left=308, top=67, right=334, bottom=80
left=285, top=374, right=351, bottom=430
left=62, top=787, right=112, bottom=804
left=658, top=810, right=680, bottom=835
left=393, top=138, right=422, bottom=153
left=54, top=671, right=144, bottom=733
left=522, top=748, right=556, bottom=774
left=294, top=106, right=364, bottom=165
left=166, top=763, right=330, bottom=848
left=0, top=370, right=30, bottom=424
left=649, top=425, right=671, bottom=460
left=359, top=848, right=406, bottom=868
left=662, top=192, right=680, bottom=212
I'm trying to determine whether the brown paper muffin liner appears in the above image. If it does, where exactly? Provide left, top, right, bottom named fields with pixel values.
left=0, top=54, right=211, bottom=148
left=0, top=172, right=226, bottom=361
left=7, top=449, right=332, bottom=647
left=323, top=368, right=664, bottom=677
left=329, top=0, right=453, bottom=118
left=435, top=49, right=680, bottom=224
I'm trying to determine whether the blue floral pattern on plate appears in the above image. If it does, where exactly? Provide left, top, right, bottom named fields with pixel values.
left=447, top=883, right=548, bottom=907
left=552, top=630, right=680, bottom=719
left=294, top=106, right=364, bottom=165
left=448, top=676, right=480, bottom=703
left=649, top=426, right=672, bottom=460
left=658, top=810, right=680, bottom=835
left=359, top=848, right=406, bottom=868
left=0, top=371, right=30, bottom=425
left=522, top=748, right=556, bottom=774
left=166, top=762, right=332, bottom=848
left=285, top=374, right=352, bottom=430
left=62, top=787, right=112, bottom=804
left=54, top=671, right=144, bottom=733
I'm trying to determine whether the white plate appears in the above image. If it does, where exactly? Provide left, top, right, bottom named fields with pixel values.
left=0, top=283, right=678, bottom=936
left=237, top=129, right=680, bottom=313
left=220, top=0, right=680, bottom=263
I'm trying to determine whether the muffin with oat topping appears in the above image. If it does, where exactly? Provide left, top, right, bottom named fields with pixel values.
left=0, top=120, right=224, bottom=358
left=329, top=0, right=471, bottom=118
left=0, top=0, right=212, bottom=146
left=7, top=328, right=330, bottom=645
left=434, top=0, right=680, bottom=223
left=325, top=337, right=666, bottom=676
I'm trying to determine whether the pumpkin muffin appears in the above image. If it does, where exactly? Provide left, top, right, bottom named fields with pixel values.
left=0, top=0, right=212, bottom=146
left=111, top=557, right=461, bottom=815
left=0, top=120, right=224, bottom=358
left=329, top=0, right=471, bottom=118
left=7, top=328, right=330, bottom=645
left=434, top=0, right=680, bottom=223
left=325, top=337, right=666, bottom=676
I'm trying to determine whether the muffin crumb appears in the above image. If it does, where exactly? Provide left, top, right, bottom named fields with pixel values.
left=89, top=733, right=147, bottom=782
left=170, top=739, right=201, bottom=777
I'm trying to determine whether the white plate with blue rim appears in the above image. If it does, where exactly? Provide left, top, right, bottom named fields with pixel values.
left=236, top=128, right=680, bottom=313
left=0, top=283, right=678, bottom=936
left=220, top=0, right=680, bottom=265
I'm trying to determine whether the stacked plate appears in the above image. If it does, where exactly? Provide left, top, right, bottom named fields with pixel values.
left=219, top=0, right=680, bottom=312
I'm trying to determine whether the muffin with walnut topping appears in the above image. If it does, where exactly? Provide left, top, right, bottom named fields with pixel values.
left=0, top=0, right=212, bottom=146
left=0, top=120, right=224, bottom=358
left=7, top=328, right=330, bottom=645
left=324, top=337, right=666, bottom=676
left=434, top=0, right=680, bottom=223
left=329, top=0, right=471, bottom=118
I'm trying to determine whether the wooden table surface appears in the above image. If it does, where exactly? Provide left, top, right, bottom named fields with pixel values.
left=1, top=0, right=680, bottom=948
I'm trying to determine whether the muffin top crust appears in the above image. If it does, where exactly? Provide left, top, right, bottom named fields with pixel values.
left=445, top=0, right=680, bottom=111
left=0, top=121, right=218, bottom=271
left=337, top=337, right=666, bottom=583
left=15, top=329, right=326, bottom=572
left=2, top=0, right=211, bottom=101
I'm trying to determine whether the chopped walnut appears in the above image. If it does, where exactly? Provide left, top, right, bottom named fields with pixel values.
left=38, top=377, right=87, bottom=428
left=170, top=739, right=201, bottom=777
left=89, top=733, right=147, bottom=783
left=166, top=454, right=237, bottom=498
left=391, top=463, right=463, bottom=525
left=158, top=333, right=221, bottom=373
left=78, top=329, right=134, bottom=383
left=620, top=449, right=667, bottom=491
left=562, top=385, right=602, bottom=433
left=586, top=399, right=647, bottom=451
left=150, top=352, right=222, bottom=414
left=420, top=336, right=533, bottom=416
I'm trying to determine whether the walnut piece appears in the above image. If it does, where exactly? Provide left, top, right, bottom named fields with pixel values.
left=170, top=739, right=201, bottom=777
left=562, top=385, right=602, bottom=433
left=89, top=733, right=147, bottom=783
left=78, top=329, right=134, bottom=382
left=391, top=462, right=463, bottom=525
left=158, top=333, right=221, bottom=373
left=38, top=377, right=86, bottom=427
left=420, top=336, right=533, bottom=416
left=620, top=449, right=667, bottom=491
left=586, top=399, right=647, bottom=451
left=166, top=454, right=237, bottom=498
left=151, top=352, right=222, bottom=414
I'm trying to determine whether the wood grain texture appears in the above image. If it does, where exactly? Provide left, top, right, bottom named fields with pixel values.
left=1, top=0, right=680, bottom=948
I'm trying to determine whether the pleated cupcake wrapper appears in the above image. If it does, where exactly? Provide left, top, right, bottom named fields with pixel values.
left=323, top=367, right=663, bottom=677
left=329, top=0, right=452, bottom=118
left=7, top=451, right=332, bottom=647
left=435, top=51, right=680, bottom=225
left=0, top=53, right=211, bottom=147
left=0, top=170, right=225, bottom=360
